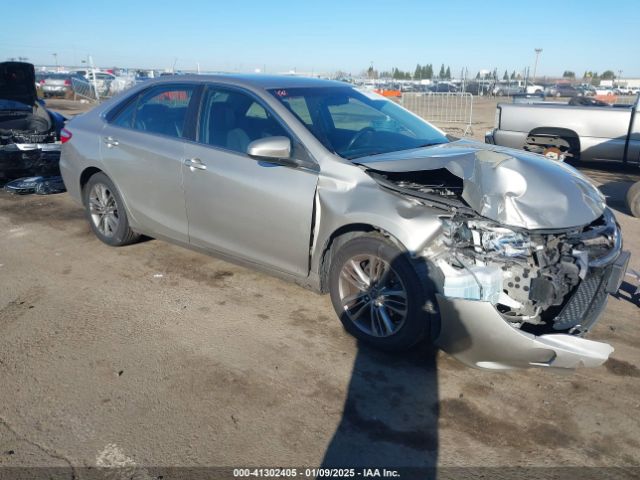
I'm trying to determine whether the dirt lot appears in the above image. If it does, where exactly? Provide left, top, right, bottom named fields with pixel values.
left=0, top=98, right=639, bottom=478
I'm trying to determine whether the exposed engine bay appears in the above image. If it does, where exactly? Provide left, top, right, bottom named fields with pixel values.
left=368, top=168, right=622, bottom=334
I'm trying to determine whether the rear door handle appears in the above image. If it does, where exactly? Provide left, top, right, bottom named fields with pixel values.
left=184, top=158, right=207, bottom=171
left=103, top=136, right=119, bottom=148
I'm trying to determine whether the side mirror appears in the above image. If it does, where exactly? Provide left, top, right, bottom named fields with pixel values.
left=247, top=136, right=291, bottom=161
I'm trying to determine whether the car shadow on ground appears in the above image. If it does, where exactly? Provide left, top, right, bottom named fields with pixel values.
left=320, top=341, right=439, bottom=476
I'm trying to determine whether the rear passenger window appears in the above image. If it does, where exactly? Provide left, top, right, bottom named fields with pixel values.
left=131, top=85, right=195, bottom=138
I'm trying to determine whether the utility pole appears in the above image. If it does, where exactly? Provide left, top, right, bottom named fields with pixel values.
left=52, top=52, right=58, bottom=69
left=532, top=48, right=542, bottom=82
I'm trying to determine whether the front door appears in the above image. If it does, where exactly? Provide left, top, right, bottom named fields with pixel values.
left=182, top=86, right=318, bottom=276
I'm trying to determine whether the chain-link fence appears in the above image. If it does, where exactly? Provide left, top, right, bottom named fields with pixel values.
left=400, top=92, right=474, bottom=136
left=70, top=76, right=99, bottom=102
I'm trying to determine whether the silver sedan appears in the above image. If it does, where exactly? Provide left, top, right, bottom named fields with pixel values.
left=60, top=75, right=629, bottom=370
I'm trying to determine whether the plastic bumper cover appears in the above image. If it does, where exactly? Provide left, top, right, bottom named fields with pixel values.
left=435, top=294, right=614, bottom=370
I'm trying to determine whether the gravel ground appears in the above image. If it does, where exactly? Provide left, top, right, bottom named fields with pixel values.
left=0, top=98, right=638, bottom=479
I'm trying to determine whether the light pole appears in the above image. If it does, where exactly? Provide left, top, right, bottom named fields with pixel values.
left=532, top=48, right=542, bottom=82
left=52, top=52, right=58, bottom=68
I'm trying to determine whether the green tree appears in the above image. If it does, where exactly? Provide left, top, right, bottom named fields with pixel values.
left=414, top=64, right=422, bottom=80
left=601, top=70, right=616, bottom=80
left=503, top=70, right=509, bottom=80
left=475, top=71, right=480, bottom=79
left=445, top=66, right=451, bottom=79
left=562, top=71, right=576, bottom=79
left=438, top=64, right=445, bottom=79
left=510, top=70, right=516, bottom=80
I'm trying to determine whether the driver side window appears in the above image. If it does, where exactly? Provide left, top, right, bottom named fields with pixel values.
left=198, top=87, right=289, bottom=155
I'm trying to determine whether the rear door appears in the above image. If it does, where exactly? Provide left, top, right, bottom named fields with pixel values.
left=100, top=83, right=198, bottom=242
left=182, top=85, right=318, bottom=276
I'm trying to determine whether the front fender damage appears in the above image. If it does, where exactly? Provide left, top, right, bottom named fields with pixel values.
left=310, top=165, right=446, bottom=288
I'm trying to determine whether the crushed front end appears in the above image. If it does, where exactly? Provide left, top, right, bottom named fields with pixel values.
left=365, top=163, right=629, bottom=370
left=430, top=209, right=628, bottom=369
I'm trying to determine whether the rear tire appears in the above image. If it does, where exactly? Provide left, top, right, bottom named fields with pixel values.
left=328, top=234, right=433, bottom=351
left=82, top=172, right=140, bottom=246
left=627, top=181, right=640, bottom=218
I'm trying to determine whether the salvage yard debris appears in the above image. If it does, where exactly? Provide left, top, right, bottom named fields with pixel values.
left=3, top=176, right=66, bottom=195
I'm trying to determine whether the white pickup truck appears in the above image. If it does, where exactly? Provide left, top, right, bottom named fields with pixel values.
left=485, top=94, right=640, bottom=216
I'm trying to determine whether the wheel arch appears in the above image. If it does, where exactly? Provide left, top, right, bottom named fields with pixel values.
left=527, top=127, right=581, bottom=158
left=316, top=222, right=408, bottom=294
left=79, top=166, right=104, bottom=197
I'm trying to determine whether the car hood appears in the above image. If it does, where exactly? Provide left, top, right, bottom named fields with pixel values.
left=355, top=139, right=606, bottom=230
left=0, top=62, right=37, bottom=107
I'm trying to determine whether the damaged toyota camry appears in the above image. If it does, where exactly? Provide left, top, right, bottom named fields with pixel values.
left=60, top=75, right=630, bottom=370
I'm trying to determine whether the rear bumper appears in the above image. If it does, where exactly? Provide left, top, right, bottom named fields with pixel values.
left=435, top=251, right=630, bottom=370
left=0, top=143, right=61, bottom=180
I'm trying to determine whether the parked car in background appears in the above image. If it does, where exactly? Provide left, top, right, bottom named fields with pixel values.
left=41, top=72, right=85, bottom=98
left=0, top=62, right=65, bottom=179
left=487, top=93, right=639, bottom=162
left=576, top=85, right=596, bottom=96
left=524, top=83, right=544, bottom=94
left=429, top=82, right=458, bottom=92
left=545, top=83, right=578, bottom=97
left=463, top=81, right=492, bottom=96
left=60, top=75, right=628, bottom=370
left=594, top=86, right=615, bottom=96
left=493, top=82, right=523, bottom=96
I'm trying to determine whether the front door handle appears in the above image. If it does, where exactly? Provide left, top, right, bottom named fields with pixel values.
left=184, top=157, right=207, bottom=171
left=103, top=136, right=119, bottom=148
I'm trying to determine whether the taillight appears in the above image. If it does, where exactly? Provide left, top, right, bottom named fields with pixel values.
left=60, top=128, right=72, bottom=144
left=64, top=79, right=71, bottom=86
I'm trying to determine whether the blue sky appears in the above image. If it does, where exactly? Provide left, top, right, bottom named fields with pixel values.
left=1, top=0, right=638, bottom=77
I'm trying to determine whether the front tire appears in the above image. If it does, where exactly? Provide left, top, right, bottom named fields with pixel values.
left=83, top=172, right=140, bottom=246
left=328, top=234, right=433, bottom=351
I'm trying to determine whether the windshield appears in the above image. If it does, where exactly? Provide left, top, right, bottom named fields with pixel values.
left=269, top=87, right=448, bottom=159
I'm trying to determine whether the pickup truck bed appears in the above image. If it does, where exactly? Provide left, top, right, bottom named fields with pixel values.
left=486, top=97, right=639, bottom=164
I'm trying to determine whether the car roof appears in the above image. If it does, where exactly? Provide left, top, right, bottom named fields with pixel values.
left=144, top=74, right=348, bottom=91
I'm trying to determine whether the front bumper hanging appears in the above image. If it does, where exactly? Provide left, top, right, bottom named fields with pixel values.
left=435, top=250, right=631, bottom=370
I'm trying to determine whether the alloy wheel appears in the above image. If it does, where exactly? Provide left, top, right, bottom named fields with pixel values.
left=88, top=183, right=119, bottom=238
left=338, top=254, right=408, bottom=337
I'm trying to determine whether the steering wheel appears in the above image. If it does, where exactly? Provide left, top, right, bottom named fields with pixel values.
left=346, top=127, right=376, bottom=151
